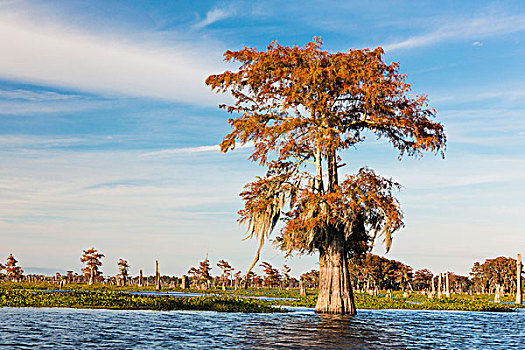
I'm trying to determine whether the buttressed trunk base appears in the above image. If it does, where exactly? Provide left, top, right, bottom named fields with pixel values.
left=315, top=236, right=356, bottom=315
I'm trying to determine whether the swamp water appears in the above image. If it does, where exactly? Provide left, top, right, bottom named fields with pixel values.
left=0, top=307, right=523, bottom=349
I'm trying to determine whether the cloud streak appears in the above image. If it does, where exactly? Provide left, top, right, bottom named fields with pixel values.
left=141, top=144, right=220, bottom=158
left=141, top=142, right=254, bottom=158
left=193, top=7, right=232, bottom=30
left=0, top=13, right=226, bottom=106
left=384, top=12, right=525, bottom=51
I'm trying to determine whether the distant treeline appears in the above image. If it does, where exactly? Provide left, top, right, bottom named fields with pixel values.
left=347, top=254, right=521, bottom=294
left=1, top=249, right=522, bottom=294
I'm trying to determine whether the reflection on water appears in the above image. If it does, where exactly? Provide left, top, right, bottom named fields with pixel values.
left=0, top=307, right=523, bottom=349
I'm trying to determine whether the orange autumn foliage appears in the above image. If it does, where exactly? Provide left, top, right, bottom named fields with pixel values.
left=206, top=37, right=445, bottom=281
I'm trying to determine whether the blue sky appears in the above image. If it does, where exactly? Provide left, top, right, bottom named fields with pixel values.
left=0, top=0, right=524, bottom=277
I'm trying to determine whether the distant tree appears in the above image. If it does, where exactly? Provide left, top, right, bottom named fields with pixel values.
left=282, top=265, right=291, bottom=288
left=252, top=273, right=263, bottom=288
left=0, top=262, right=5, bottom=280
left=217, top=259, right=233, bottom=288
left=349, top=253, right=413, bottom=291
left=5, top=254, right=23, bottom=282
left=199, top=256, right=212, bottom=288
left=118, top=259, right=130, bottom=286
left=392, top=261, right=413, bottom=291
left=301, top=269, right=320, bottom=289
left=206, top=37, right=445, bottom=314
left=188, top=256, right=213, bottom=289
left=80, top=248, right=104, bottom=285
left=245, top=271, right=258, bottom=287
left=449, top=273, right=470, bottom=293
left=66, top=270, right=74, bottom=284
left=187, top=266, right=199, bottom=287
left=413, top=269, right=433, bottom=291
left=471, top=256, right=516, bottom=294
left=233, top=270, right=242, bottom=288
left=260, top=261, right=281, bottom=288
left=470, top=262, right=484, bottom=293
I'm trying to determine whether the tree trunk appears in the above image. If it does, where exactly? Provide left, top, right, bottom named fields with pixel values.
left=326, top=147, right=338, bottom=193
left=138, top=269, right=143, bottom=287
left=181, top=275, right=189, bottom=289
left=315, top=235, right=356, bottom=315
left=437, top=273, right=442, bottom=298
left=314, top=144, right=356, bottom=315
left=315, top=144, right=324, bottom=193
left=494, top=284, right=501, bottom=303
left=89, top=266, right=94, bottom=286
left=517, top=253, right=522, bottom=304
left=445, top=272, right=450, bottom=298
left=155, top=260, right=161, bottom=291
left=299, top=279, right=306, bottom=296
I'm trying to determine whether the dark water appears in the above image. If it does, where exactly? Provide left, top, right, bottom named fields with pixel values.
left=0, top=307, right=523, bottom=349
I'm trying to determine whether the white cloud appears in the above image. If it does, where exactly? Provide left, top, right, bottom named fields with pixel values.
left=141, top=142, right=254, bottom=158
left=0, top=99, right=112, bottom=115
left=193, top=7, right=232, bottom=30
left=0, top=87, right=114, bottom=115
left=141, top=144, right=220, bottom=158
left=384, top=13, right=525, bottom=51
left=471, top=41, right=483, bottom=47
left=0, top=89, right=78, bottom=101
left=0, top=13, right=226, bottom=106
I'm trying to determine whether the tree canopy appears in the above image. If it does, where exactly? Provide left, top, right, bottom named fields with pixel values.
left=80, top=248, right=104, bottom=277
left=206, top=37, right=445, bottom=259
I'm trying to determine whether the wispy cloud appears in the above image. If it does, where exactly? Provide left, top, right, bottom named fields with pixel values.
left=0, top=12, right=226, bottom=106
left=141, top=142, right=254, bottom=158
left=430, top=80, right=525, bottom=107
left=193, top=7, right=232, bottom=30
left=384, top=12, right=525, bottom=51
left=0, top=88, right=113, bottom=115
left=141, top=144, right=220, bottom=158
left=0, top=88, right=79, bottom=101
left=0, top=135, right=120, bottom=150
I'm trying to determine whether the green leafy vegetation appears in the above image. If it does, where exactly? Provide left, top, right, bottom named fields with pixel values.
left=273, top=291, right=522, bottom=312
left=0, top=282, right=522, bottom=313
left=0, top=288, right=280, bottom=313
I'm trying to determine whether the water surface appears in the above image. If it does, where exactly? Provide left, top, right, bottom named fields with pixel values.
left=0, top=307, right=523, bottom=349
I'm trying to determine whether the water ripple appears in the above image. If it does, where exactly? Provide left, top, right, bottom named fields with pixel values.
left=0, top=307, right=523, bottom=349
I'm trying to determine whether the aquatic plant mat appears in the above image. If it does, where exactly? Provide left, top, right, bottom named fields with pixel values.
left=0, top=283, right=522, bottom=313
left=273, top=293, right=522, bottom=312
left=0, top=289, right=280, bottom=313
